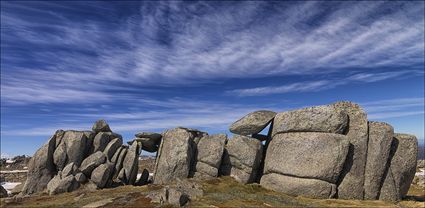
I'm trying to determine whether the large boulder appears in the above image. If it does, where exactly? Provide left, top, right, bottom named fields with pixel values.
left=122, top=141, right=140, bottom=185
left=92, top=119, right=112, bottom=133
left=91, top=163, right=114, bottom=188
left=21, top=135, right=56, bottom=195
left=56, top=131, right=88, bottom=167
left=379, top=133, right=418, bottom=201
left=53, top=141, right=67, bottom=170
left=264, top=132, right=349, bottom=183
left=220, top=135, right=263, bottom=184
left=364, top=122, right=394, bottom=200
left=132, top=132, right=162, bottom=153
left=83, top=131, right=96, bottom=157
left=271, top=105, right=348, bottom=136
left=79, top=151, right=106, bottom=176
left=135, top=132, right=162, bottom=140
left=195, top=134, right=227, bottom=177
left=379, top=167, right=398, bottom=201
left=103, top=138, right=123, bottom=161
left=154, top=128, right=196, bottom=184
left=261, top=173, right=336, bottom=199
left=332, top=101, right=368, bottom=200
left=229, top=110, right=276, bottom=136
left=47, top=175, right=79, bottom=195
left=113, top=147, right=127, bottom=179
left=92, top=132, right=122, bottom=153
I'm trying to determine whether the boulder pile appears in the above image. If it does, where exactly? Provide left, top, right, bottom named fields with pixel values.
left=20, top=101, right=418, bottom=203
left=21, top=120, right=143, bottom=195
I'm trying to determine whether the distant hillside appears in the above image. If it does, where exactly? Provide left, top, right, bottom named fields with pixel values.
left=419, top=144, right=425, bottom=160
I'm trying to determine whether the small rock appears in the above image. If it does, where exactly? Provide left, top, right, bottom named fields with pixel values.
left=80, top=151, right=106, bottom=176
left=62, top=162, right=78, bottom=178
left=83, top=198, right=114, bottom=208
left=167, top=187, right=190, bottom=206
left=10, top=183, right=24, bottom=196
left=148, top=187, right=189, bottom=207
left=74, top=193, right=85, bottom=201
left=135, top=169, right=149, bottom=186
left=93, top=132, right=122, bottom=153
left=92, top=119, right=112, bottom=133
left=75, top=172, right=88, bottom=184
left=83, top=181, right=98, bottom=192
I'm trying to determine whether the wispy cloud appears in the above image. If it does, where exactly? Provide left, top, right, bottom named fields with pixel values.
left=228, top=70, right=423, bottom=96
left=362, top=97, right=424, bottom=119
left=1, top=1, right=424, bottom=104
left=0, top=98, right=277, bottom=136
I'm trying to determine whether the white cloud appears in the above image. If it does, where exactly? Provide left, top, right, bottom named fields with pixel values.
left=1, top=1, right=423, bottom=104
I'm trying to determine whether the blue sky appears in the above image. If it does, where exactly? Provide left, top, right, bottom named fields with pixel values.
left=1, top=1, right=424, bottom=157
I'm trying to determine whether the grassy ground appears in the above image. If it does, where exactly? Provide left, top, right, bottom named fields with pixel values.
left=1, top=177, right=423, bottom=207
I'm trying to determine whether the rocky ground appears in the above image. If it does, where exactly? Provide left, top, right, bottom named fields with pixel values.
left=1, top=153, right=423, bottom=207
left=1, top=176, right=423, bottom=208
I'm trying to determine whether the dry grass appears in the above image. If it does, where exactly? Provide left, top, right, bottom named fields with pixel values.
left=1, top=177, right=423, bottom=208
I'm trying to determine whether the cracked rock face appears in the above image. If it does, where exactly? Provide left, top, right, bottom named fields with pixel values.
left=229, top=110, right=276, bottom=136
left=364, top=121, right=394, bottom=200
left=260, top=173, right=337, bottom=199
left=272, top=104, right=348, bottom=136
left=332, top=101, right=368, bottom=200
left=153, top=128, right=195, bottom=185
left=220, top=135, right=263, bottom=184
left=195, top=134, right=227, bottom=177
left=379, top=133, right=418, bottom=201
left=264, top=132, right=349, bottom=183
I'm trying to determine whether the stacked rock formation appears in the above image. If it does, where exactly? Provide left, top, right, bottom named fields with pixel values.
left=223, top=101, right=416, bottom=201
left=21, top=120, right=142, bottom=195
left=21, top=101, right=418, bottom=203
left=145, top=101, right=418, bottom=202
